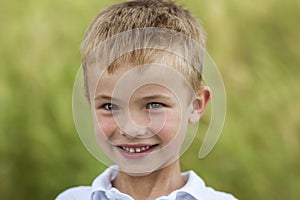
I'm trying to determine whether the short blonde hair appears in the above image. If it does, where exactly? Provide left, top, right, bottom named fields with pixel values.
left=81, top=0, right=206, bottom=92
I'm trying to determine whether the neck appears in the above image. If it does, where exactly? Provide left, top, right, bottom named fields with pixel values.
left=112, top=161, right=185, bottom=200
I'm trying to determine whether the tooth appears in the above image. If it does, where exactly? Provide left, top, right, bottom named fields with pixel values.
left=129, top=148, right=135, bottom=153
left=121, top=146, right=155, bottom=153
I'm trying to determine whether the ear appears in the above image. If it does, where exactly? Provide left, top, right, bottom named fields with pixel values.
left=188, top=86, right=211, bottom=124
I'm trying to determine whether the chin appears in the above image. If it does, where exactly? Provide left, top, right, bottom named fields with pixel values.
left=118, top=159, right=176, bottom=177
left=118, top=164, right=158, bottom=176
left=123, top=170, right=153, bottom=177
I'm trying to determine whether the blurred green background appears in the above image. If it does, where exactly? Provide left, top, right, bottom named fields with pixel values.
left=1, top=0, right=299, bottom=199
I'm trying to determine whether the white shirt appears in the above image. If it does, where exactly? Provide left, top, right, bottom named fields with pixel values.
left=56, top=166, right=237, bottom=200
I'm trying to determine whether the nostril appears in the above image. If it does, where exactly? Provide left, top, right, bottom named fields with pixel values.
left=116, top=126, right=154, bottom=139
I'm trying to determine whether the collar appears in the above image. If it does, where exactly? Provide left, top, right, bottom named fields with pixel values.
left=90, top=165, right=207, bottom=200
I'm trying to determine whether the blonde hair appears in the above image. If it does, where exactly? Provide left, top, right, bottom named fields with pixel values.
left=81, top=0, right=206, bottom=92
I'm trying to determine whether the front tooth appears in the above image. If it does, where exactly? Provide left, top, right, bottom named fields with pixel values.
left=135, top=148, right=141, bottom=153
left=129, top=148, right=135, bottom=153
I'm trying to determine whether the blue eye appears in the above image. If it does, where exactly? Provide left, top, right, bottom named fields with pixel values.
left=147, top=102, right=164, bottom=109
left=102, top=103, right=119, bottom=111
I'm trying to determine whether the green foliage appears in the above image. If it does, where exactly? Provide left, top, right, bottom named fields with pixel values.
left=1, top=0, right=299, bottom=199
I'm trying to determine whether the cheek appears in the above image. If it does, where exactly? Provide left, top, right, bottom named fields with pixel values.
left=94, top=113, right=116, bottom=139
left=154, top=110, right=183, bottom=144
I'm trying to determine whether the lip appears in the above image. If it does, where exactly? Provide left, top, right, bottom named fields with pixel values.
left=116, top=143, right=159, bottom=159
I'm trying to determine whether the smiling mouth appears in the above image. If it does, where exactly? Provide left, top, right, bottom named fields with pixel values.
left=118, top=144, right=159, bottom=153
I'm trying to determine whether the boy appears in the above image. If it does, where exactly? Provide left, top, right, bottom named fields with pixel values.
left=56, top=0, right=237, bottom=199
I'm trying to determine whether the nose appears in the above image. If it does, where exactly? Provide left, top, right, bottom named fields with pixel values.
left=114, top=110, right=152, bottom=138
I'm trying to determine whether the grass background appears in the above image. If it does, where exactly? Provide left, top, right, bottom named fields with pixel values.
left=1, top=0, right=299, bottom=199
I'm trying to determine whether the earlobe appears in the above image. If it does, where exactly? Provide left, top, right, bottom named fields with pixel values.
left=188, top=86, right=211, bottom=124
left=188, top=99, right=202, bottom=124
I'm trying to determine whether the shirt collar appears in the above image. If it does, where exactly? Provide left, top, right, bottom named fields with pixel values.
left=91, top=165, right=119, bottom=192
left=91, top=165, right=206, bottom=200
left=173, top=170, right=206, bottom=199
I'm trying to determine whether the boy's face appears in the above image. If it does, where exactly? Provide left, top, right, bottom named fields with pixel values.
left=88, top=64, right=209, bottom=175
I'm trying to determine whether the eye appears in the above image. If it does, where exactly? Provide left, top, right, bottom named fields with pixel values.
left=101, top=103, right=120, bottom=111
left=146, top=102, right=164, bottom=109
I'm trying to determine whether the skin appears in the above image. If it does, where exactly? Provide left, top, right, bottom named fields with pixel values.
left=86, top=63, right=211, bottom=200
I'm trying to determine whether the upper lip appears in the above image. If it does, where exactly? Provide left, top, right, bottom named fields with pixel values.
left=116, top=143, right=157, bottom=148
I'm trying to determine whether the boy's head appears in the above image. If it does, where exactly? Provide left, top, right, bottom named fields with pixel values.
left=81, top=0, right=206, bottom=95
left=80, top=0, right=210, bottom=174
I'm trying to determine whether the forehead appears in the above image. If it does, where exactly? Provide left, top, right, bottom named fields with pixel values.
left=90, top=63, right=194, bottom=101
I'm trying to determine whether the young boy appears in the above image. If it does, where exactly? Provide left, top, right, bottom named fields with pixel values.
left=56, top=0, right=237, bottom=199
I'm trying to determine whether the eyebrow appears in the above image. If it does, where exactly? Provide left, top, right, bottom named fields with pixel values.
left=95, top=94, right=173, bottom=101
left=139, top=94, right=173, bottom=101
left=94, top=94, right=117, bottom=101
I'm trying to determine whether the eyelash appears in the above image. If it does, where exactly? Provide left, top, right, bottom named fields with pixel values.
left=100, top=102, right=165, bottom=111
left=101, top=103, right=120, bottom=111
left=146, top=102, right=165, bottom=109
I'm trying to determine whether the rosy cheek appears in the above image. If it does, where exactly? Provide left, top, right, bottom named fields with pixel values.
left=95, top=114, right=116, bottom=139
left=154, top=111, right=181, bottom=145
left=156, top=126, right=174, bottom=144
